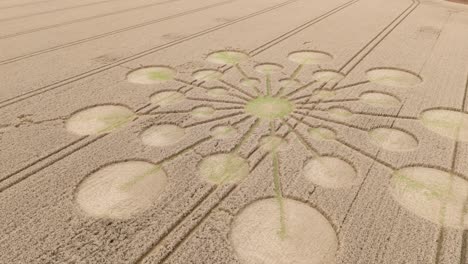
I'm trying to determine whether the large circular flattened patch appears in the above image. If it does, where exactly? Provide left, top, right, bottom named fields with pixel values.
left=76, top=161, right=167, bottom=219
left=369, top=127, right=418, bottom=151
left=66, top=105, right=135, bottom=135
left=198, top=153, right=249, bottom=184
left=141, top=124, right=185, bottom=147
left=245, top=96, right=294, bottom=120
left=230, top=198, right=338, bottom=264
left=366, top=68, right=422, bottom=87
left=420, top=109, right=468, bottom=141
left=390, top=167, right=468, bottom=229
left=206, top=50, right=249, bottom=65
left=127, top=66, right=175, bottom=84
left=303, top=156, right=357, bottom=188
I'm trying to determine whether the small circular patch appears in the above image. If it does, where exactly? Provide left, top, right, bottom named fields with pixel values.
left=366, top=68, right=422, bottom=87
left=240, top=78, right=261, bottom=88
left=230, top=198, right=338, bottom=264
left=254, top=63, right=283, bottom=75
left=66, top=105, right=135, bottom=135
left=206, top=50, right=249, bottom=65
left=192, top=69, right=223, bottom=81
left=312, top=70, right=344, bottom=83
left=369, top=127, right=418, bottom=151
left=288, top=50, right=333, bottom=65
left=141, top=124, right=185, bottom=147
left=198, top=153, right=249, bottom=184
left=303, top=156, right=357, bottom=188
left=327, top=107, right=353, bottom=120
left=279, top=79, right=302, bottom=88
left=360, top=92, right=400, bottom=108
left=210, top=125, right=237, bottom=139
left=207, top=87, right=228, bottom=97
left=311, top=90, right=336, bottom=100
left=76, top=161, right=167, bottom=219
left=308, top=127, right=336, bottom=141
left=127, top=66, right=175, bottom=84
left=150, top=91, right=185, bottom=106
left=192, top=106, right=216, bottom=119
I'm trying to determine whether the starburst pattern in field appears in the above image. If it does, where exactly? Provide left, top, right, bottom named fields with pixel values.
left=67, top=49, right=468, bottom=263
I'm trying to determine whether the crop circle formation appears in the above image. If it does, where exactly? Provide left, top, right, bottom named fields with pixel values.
left=63, top=47, right=468, bottom=263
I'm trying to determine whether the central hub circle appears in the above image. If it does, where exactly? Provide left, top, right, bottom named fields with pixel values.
left=245, top=96, right=294, bottom=120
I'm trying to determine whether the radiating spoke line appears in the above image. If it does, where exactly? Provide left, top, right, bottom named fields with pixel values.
left=231, top=115, right=253, bottom=126
left=266, top=75, right=272, bottom=96
left=233, top=118, right=261, bottom=153
left=183, top=112, right=245, bottom=128
left=267, top=119, right=286, bottom=238
left=289, top=93, right=314, bottom=102
left=335, top=138, right=396, bottom=170
left=299, top=108, right=418, bottom=120
left=252, top=85, right=264, bottom=96
left=291, top=111, right=368, bottom=132
left=290, top=64, right=304, bottom=79
left=235, top=64, right=249, bottom=78
left=273, top=87, right=285, bottom=97
left=270, top=120, right=276, bottom=136
left=347, top=111, right=418, bottom=120
left=333, top=80, right=370, bottom=91
left=280, top=119, right=320, bottom=157
left=175, top=78, right=250, bottom=102
left=213, top=106, right=245, bottom=111
left=149, top=107, right=241, bottom=115
left=289, top=93, right=314, bottom=103
left=160, top=136, right=213, bottom=164
left=272, top=150, right=286, bottom=238
left=140, top=105, right=160, bottom=115
left=297, top=98, right=360, bottom=105
left=185, top=97, right=244, bottom=106
left=219, top=79, right=256, bottom=99
left=284, top=81, right=316, bottom=98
